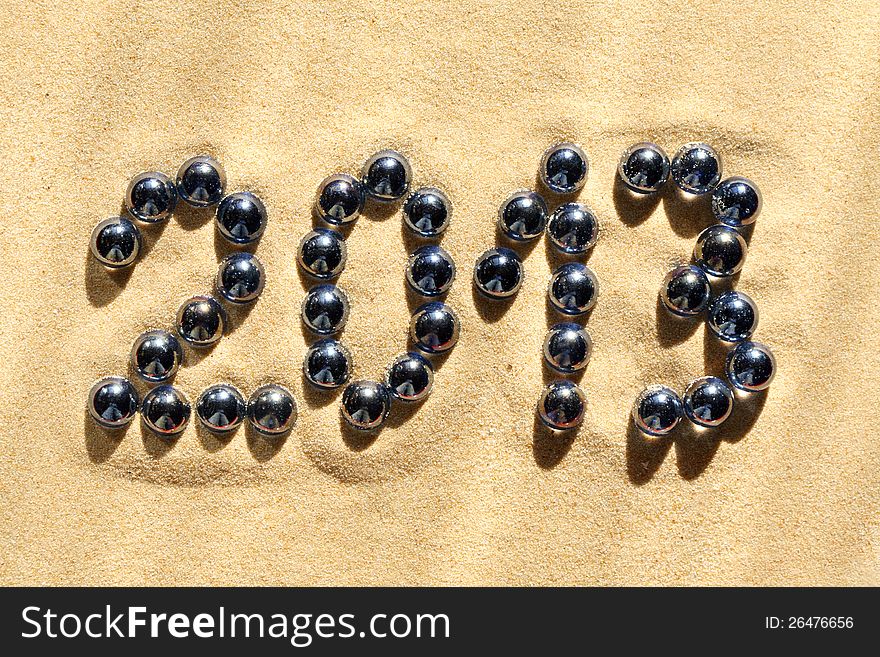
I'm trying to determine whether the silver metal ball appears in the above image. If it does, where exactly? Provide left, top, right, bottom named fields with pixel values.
left=497, top=190, right=548, bottom=241
left=537, top=380, right=587, bottom=430
left=546, top=202, right=599, bottom=254
left=125, top=171, right=177, bottom=223
left=216, top=252, right=265, bottom=304
left=712, top=176, right=762, bottom=227
left=670, top=143, right=722, bottom=194
left=618, top=142, right=670, bottom=193
left=726, top=341, right=776, bottom=392
left=141, top=385, right=191, bottom=437
left=176, top=295, right=227, bottom=348
left=543, top=322, right=592, bottom=373
left=176, top=155, right=226, bottom=207
left=632, top=385, right=683, bottom=436
left=406, top=245, right=456, bottom=297
left=707, top=291, right=758, bottom=343
left=247, top=384, right=297, bottom=435
left=341, top=380, right=392, bottom=430
left=540, top=142, right=588, bottom=194
left=683, top=376, right=734, bottom=428
left=315, top=173, right=365, bottom=225
left=301, top=284, right=350, bottom=335
left=660, top=265, right=711, bottom=317
left=386, top=352, right=434, bottom=402
left=694, top=224, right=747, bottom=277
left=215, top=191, right=267, bottom=244
left=130, top=329, right=184, bottom=383
left=410, top=302, right=460, bottom=354
left=548, top=262, right=599, bottom=315
left=303, top=339, right=352, bottom=389
left=297, top=228, right=347, bottom=279
left=90, top=217, right=142, bottom=268
left=473, top=247, right=524, bottom=299
left=196, top=383, right=247, bottom=433
left=361, top=149, right=412, bottom=202
left=403, top=187, right=451, bottom=237
left=87, top=376, right=139, bottom=429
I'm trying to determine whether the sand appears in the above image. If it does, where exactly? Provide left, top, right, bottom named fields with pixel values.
left=0, top=0, right=878, bottom=586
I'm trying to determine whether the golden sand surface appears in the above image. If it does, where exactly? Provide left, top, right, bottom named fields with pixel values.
left=0, top=0, right=878, bottom=585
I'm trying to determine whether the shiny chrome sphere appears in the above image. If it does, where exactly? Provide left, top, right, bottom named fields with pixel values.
left=125, top=171, right=177, bottom=223
left=196, top=383, right=247, bottom=433
left=386, top=352, right=434, bottom=402
left=683, top=376, right=734, bottom=428
left=341, top=380, right=392, bottom=430
left=543, top=322, right=592, bottom=373
left=87, top=376, right=139, bottom=429
left=403, top=187, right=451, bottom=237
left=315, top=173, right=365, bottom=225
left=409, top=302, right=460, bottom=354
left=215, top=191, right=267, bottom=244
left=176, top=295, right=227, bottom=347
left=361, top=149, right=412, bottom=201
left=540, top=142, right=588, bottom=194
left=90, top=217, right=142, bottom=268
left=618, top=142, right=670, bottom=193
left=694, top=224, right=747, bottom=277
left=670, top=142, right=722, bottom=194
left=473, top=247, right=524, bottom=299
left=632, top=385, right=683, bottom=436
left=406, top=245, right=456, bottom=297
left=216, top=251, right=265, bottom=304
left=297, top=228, right=347, bottom=279
left=546, top=202, right=599, bottom=254
left=537, top=380, right=587, bottom=430
left=712, top=176, right=762, bottom=227
left=176, top=155, right=226, bottom=207
left=707, top=291, right=758, bottom=343
left=548, top=262, right=598, bottom=315
left=660, top=264, right=711, bottom=317
left=141, top=385, right=191, bottom=437
left=301, top=284, right=350, bottom=335
left=247, top=384, right=297, bottom=435
left=303, top=339, right=352, bottom=390
left=726, top=341, right=776, bottom=392
left=130, top=329, right=184, bottom=383
left=497, top=190, right=548, bottom=241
